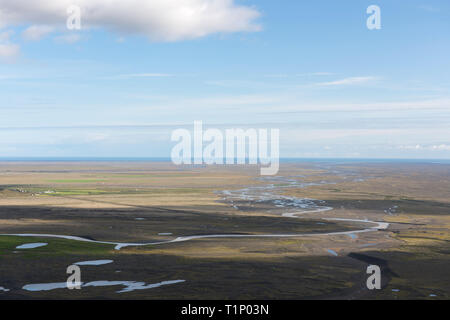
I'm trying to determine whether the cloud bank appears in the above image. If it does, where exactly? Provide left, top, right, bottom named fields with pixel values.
left=316, top=76, right=377, bottom=86
left=0, top=0, right=261, bottom=41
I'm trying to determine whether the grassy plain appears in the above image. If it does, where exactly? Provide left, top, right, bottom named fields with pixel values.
left=0, top=161, right=448, bottom=299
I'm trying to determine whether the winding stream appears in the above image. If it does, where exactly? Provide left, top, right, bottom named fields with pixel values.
left=0, top=175, right=389, bottom=250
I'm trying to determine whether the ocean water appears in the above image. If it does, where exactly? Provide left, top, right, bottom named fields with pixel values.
left=0, top=157, right=448, bottom=164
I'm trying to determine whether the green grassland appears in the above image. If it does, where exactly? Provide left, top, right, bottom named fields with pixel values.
left=0, top=236, right=114, bottom=258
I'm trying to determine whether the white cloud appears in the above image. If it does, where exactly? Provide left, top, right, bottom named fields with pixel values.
left=54, top=33, right=81, bottom=44
left=264, top=72, right=334, bottom=78
left=101, top=73, right=173, bottom=80
left=0, top=0, right=261, bottom=41
left=22, top=25, right=54, bottom=41
left=0, top=31, right=12, bottom=42
left=400, top=144, right=450, bottom=151
left=400, top=144, right=423, bottom=150
left=0, top=30, right=19, bottom=60
left=316, top=76, right=377, bottom=86
left=431, top=144, right=450, bottom=151
left=0, top=43, right=19, bottom=58
left=297, top=72, right=334, bottom=77
left=117, top=73, right=173, bottom=79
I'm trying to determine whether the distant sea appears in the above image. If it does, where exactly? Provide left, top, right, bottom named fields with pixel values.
left=0, top=157, right=449, bottom=164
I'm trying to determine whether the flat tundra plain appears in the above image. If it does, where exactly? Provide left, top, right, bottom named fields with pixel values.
left=0, top=161, right=448, bottom=299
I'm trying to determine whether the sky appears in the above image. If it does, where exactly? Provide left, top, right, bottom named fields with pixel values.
left=0, top=0, right=449, bottom=159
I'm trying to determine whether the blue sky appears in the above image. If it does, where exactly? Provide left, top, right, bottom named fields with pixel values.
left=0, top=0, right=449, bottom=158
